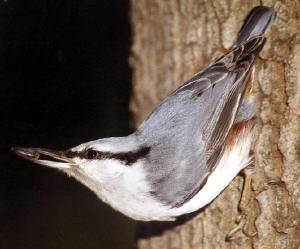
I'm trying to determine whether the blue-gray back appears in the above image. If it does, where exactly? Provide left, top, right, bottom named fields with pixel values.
left=134, top=7, right=275, bottom=207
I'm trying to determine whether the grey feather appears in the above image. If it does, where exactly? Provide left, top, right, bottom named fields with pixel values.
left=134, top=6, right=275, bottom=207
left=231, top=6, right=276, bottom=49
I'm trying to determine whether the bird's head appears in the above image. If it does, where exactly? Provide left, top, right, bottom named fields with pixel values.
left=12, top=137, right=175, bottom=221
left=12, top=136, right=151, bottom=199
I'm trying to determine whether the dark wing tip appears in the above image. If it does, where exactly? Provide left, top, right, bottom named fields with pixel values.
left=231, top=5, right=276, bottom=49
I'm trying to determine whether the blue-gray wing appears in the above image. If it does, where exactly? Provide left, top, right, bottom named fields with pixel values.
left=136, top=36, right=265, bottom=207
left=135, top=6, right=275, bottom=207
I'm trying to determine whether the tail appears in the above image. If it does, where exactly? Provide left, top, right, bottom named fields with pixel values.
left=231, top=6, right=276, bottom=49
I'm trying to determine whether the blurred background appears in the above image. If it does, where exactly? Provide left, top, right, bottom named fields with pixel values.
left=0, top=1, right=136, bottom=248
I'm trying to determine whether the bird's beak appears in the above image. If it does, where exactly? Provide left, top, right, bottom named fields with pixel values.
left=12, top=147, right=75, bottom=169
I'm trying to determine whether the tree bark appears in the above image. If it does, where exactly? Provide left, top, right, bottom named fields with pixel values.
left=129, top=1, right=300, bottom=249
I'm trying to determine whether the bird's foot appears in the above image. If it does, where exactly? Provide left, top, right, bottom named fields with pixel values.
left=226, top=164, right=258, bottom=241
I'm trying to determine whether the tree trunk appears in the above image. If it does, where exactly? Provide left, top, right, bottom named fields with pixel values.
left=129, top=1, right=300, bottom=249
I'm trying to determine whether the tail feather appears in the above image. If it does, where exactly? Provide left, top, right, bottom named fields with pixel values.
left=231, top=6, right=276, bottom=49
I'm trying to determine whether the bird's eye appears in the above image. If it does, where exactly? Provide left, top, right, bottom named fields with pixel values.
left=86, top=149, right=98, bottom=159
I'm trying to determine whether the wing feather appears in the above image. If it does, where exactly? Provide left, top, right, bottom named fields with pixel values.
left=173, top=37, right=265, bottom=207
left=137, top=37, right=266, bottom=207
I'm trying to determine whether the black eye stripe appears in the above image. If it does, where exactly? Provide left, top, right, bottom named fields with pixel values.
left=110, top=147, right=151, bottom=165
left=65, top=147, right=150, bottom=166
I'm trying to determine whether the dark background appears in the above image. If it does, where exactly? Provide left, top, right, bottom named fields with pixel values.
left=0, top=1, right=136, bottom=248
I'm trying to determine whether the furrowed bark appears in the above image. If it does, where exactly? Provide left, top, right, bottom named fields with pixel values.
left=130, top=1, right=300, bottom=248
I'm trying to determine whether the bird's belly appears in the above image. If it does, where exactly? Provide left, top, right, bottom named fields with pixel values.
left=90, top=120, right=255, bottom=221
left=172, top=120, right=255, bottom=217
left=111, top=120, right=255, bottom=221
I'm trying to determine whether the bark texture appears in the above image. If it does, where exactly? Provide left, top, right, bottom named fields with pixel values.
left=130, top=1, right=300, bottom=248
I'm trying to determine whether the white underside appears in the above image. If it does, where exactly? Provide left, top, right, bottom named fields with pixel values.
left=70, top=124, right=254, bottom=221
left=171, top=126, right=253, bottom=218
left=92, top=126, right=253, bottom=221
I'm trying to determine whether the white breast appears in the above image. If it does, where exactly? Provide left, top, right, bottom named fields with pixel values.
left=171, top=122, right=254, bottom=218
left=71, top=122, right=254, bottom=221
left=98, top=122, right=254, bottom=221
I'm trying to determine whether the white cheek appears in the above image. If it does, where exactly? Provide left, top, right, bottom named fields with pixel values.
left=69, top=159, right=176, bottom=221
left=80, top=160, right=125, bottom=182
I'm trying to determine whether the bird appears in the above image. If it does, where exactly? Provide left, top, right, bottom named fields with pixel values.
left=12, top=6, right=276, bottom=221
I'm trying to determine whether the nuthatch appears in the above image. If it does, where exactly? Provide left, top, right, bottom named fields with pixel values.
left=13, top=6, right=276, bottom=221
